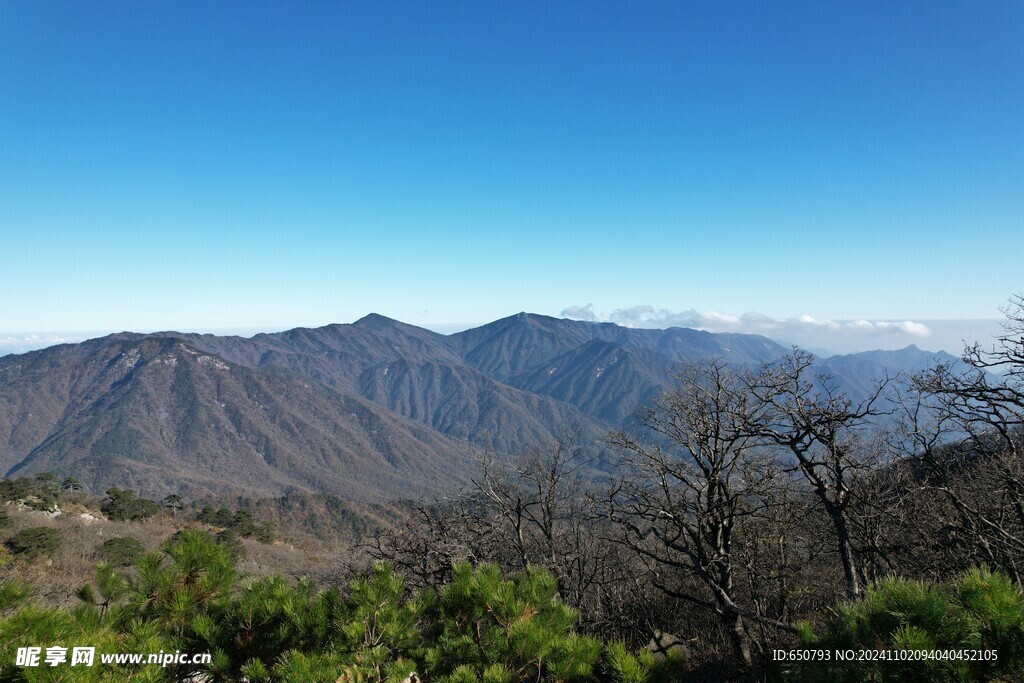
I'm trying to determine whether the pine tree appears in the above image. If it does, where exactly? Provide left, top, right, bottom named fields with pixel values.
left=126, top=530, right=237, bottom=635
left=422, top=563, right=602, bottom=682
left=163, top=494, right=184, bottom=518
left=61, top=476, right=84, bottom=491
left=792, top=568, right=1024, bottom=681
left=5, top=527, right=60, bottom=559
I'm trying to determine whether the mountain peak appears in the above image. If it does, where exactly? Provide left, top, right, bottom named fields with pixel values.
left=353, top=313, right=402, bottom=328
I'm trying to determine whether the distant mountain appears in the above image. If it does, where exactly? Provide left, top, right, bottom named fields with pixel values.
left=452, top=313, right=785, bottom=381
left=0, top=314, right=963, bottom=502
left=356, top=359, right=605, bottom=454
left=0, top=336, right=472, bottom=502
left=508, top=340, right=669, bottom=425
left=469, top=314, right=789, bottom=424
left=814, top=345, right=962, bottom=401
left=171, top=315, right=607, bottom=456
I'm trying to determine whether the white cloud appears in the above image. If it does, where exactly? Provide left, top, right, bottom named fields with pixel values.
left=0, top=334, right=80, bottom=356
left=563, top=305, right=941, bottom=353
left=560, top=304, right=600, bottom=322
left=604, top=306, right=930, bottom=338
left=875, top=321, right=932, bottom=336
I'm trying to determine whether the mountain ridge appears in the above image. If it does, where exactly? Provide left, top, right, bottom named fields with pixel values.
left=0, top=314, right=960, bottom=502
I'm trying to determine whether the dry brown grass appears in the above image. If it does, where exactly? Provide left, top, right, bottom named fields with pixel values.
left=0, top=498, right=357, bottom=608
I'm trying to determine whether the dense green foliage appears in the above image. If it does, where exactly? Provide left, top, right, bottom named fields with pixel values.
left=215, top=529, right=247, bottom=562
left=0, top=478, right=34, bottom=502
left=61, top=476, right=84, bottom=492
left=100, top=537, right=145, bottom=567
left=787, top=568, right=1024, bottom=682
left=0, top=530, right=681, bottom=681
left=4, top=527, right=61, bottom=559
left=0, top=475, right=60, bottom=511
left=197, top=505, right=274, bottom=542
left=102, top=488, right=160, bottom=522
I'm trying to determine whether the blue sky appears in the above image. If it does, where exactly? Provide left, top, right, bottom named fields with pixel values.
left=1, top=2, right=1021, bottom=353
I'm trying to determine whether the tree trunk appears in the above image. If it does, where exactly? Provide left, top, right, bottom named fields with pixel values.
left=729, top=612, right=754, bottom=668
left=832, top=507, right=862, bottom=600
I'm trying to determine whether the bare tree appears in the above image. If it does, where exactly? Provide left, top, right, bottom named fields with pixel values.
left=746, top=350, right=891, bottom=600
left=473, top=430, right=632, bottom=624
left=365, top=495, right=498, bottom=589
left=474, top=430, right=590, bottom=566
left=605, top=360, right=796, bottom=668
left=368, top=431, right=648, bottom=641
left=905, top=295, right=1024, bottom=582
left=917, top=294, right=1024, bottom=444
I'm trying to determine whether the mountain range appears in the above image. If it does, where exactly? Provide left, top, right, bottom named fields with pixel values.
left=0, top=313, right=959, bottom=502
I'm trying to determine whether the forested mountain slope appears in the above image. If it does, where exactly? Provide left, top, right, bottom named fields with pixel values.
left=0, top=314, right=957, bottom=501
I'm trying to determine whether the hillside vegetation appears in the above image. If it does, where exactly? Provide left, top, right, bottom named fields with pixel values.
left=0, top=314, right=952, bottom=502
left=2, top=298, right=1021, bottom=680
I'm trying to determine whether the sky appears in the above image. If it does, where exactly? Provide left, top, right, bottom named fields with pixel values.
left=1, top=2, right=1021, bottom=355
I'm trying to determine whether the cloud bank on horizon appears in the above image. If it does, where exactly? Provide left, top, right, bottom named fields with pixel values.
left=560, top=304, right=994, bottom=356
left=0, top=334, right=82, bottom=356
left=0, top=312, right=1001, bottom=359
